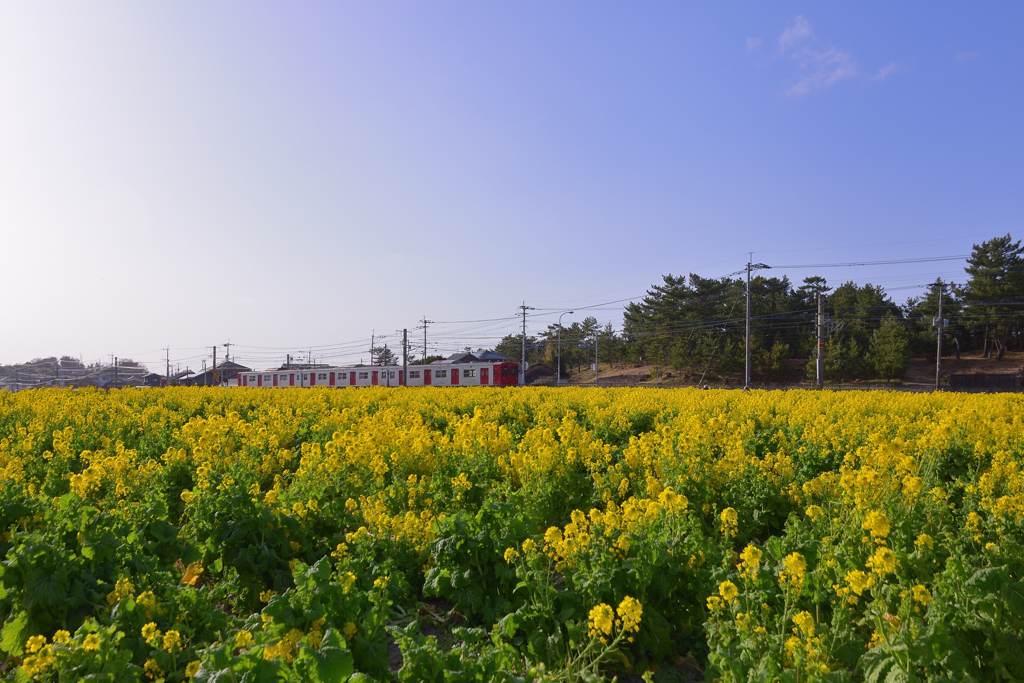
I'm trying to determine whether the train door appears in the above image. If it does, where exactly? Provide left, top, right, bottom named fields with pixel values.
left=480, top=367, right=489, bottom=385
left=452, top=368, right=459, bottom=385
left=273, top=374, right=279, bottom=387
left=257, top=375, right=263, bottom=387
left=399, top=370, right=404, bottom=386
left=424, top=369, right=432, bottom=385
left=372, top=371, right=378, bottom=386
left=329, top=372, right=335, bottom=387
left=289, top=373, right=295, bottom=387
left=310, top=372, right=316, bottom=387
left=350, top=372, right=356, bottom=386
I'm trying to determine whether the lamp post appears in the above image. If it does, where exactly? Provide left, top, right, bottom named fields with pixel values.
left=557, top=311, right=574, bottom=387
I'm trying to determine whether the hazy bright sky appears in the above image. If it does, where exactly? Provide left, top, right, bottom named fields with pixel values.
left=1, top=2, right=1021, bottom=371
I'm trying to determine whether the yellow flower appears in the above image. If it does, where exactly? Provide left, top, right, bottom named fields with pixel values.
left=805, top=505, right=824, bottom=521
left=235, top=630, right=254, bottom=649
left=503, top=547, right=519, bottom=563
left=862, top=511, right=890, bottom=539
left=343, top=622, right=358, bottom=640
left=52, top=630, right=71, bottom=645
left=521, top=538, right=538, bottom=555
left=867, top=547, right=897, bottom=575
left=845, top=570, right=872, bottom=596
left=915, top=534, right=934, bottom=550
left=912, top=585, right=932, bottom=606
left=780, top=552, right=807, bottom=591
left=792, top=610, right=815, bottom=637
left=719, top=580, right=739, bottom=603
left=721, top=507, right=739, bottom=535
left=26, top=635, right=47, bottom=653
left=186, top=660, right=201, bottom=677
left=83, top=633, right=101, bottom=652
left=740, top=544, right=762, bottom=569
left=735, top=612, right=751, bottom=631
left=617, top=596, right=642, bottom=633
left=707, top=595, right=723, bottom=611
left=163, top=629, right=182, bottom=654
left=144, top=658, right=164, bottom=680
left=260, top=589, right=278, bottom=603
left=588, top=603, right=615, bottom=636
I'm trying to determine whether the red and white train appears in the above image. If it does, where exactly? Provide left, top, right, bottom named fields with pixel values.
left=237, top=360, right=520, bottom=388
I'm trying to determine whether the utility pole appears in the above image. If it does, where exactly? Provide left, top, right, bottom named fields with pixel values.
left=403, top=329, right=408, bottom=386
left=557, top=311, right=574, bottom=387
left=418, top=317, right=433, bottom=365
left=518, top=303, right=535, bottom=386
left=745, top=258, right=752, bottom=389
left=211, top=346, right=217, bottom=386
left=114, top=356, right=118, bottom=384
left=816, top=294, right=825, bottom=389
left=370, top=332, right=375, bottom=366
left=165, top=348, right=170, bottom=385
left=595, top=325, right=599, bottom=387
left=935, top=286, right=944, bottom=391
left=223, top=341, right=233, bottom=363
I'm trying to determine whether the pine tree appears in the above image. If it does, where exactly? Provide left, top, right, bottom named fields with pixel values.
left=868, top=315, right=911, bottom=380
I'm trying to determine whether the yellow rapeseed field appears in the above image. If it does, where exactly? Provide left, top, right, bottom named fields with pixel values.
left=0, top=386, right=1021, bottom=681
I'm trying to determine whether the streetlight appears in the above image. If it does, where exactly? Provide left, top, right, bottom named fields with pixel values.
left=557, top=311, right=574, bottom=387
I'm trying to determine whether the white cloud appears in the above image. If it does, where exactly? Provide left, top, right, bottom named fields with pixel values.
left=872, top=62, right=899, bottom=81
left=745, top=37, right=762, bottom=52
left=956, top=50, right=980, bottom=63
left=776, top=16, right=858, bottom=96
left=778, top=15, right=813, bottom=52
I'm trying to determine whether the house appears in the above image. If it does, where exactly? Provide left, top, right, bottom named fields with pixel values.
left=525, top=363, right=556, bottom=384
left=432, top=352, right=480, bottom=364
left=181, top=361, right=252, bottom=387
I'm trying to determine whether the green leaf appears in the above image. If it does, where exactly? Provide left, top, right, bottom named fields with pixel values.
left=860, top=648, right=895, bottom=683
left=0, top=611, right=29, bottom=656
left=297, top=630, right=355, bottom=683
left=996, top=633, right=1024, bottom=680
left=1004, top=582, right=1024, bottom=620
left=965, top=566, right=1007, bottom=593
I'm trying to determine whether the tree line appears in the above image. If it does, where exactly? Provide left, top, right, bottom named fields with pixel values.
left=494, top=234, right=1023, bottom=383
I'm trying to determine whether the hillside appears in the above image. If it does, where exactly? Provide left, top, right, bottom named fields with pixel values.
left=564, top=351, right=1024, bottom=389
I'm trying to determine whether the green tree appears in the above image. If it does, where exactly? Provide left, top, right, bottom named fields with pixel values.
left=961, top=234, right=1024, bottom=360
left=494, top=334, right=542, bottom=366
left=807, top=334, right=863, bottom=383
left=371, top=345, right=399, bottom=366
left=868, top=314, right=911, bottom=380
left=754, top=341, right=790, bottom=383
left=903, top=280, right=965, bottom=360
left=829, top=281, right=901, bottom=349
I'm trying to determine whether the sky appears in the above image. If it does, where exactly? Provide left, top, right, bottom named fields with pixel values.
left=1, top=2, right=1021, bottom=372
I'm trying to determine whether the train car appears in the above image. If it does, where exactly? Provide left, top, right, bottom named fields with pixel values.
left=238, top=361, right=520, bottom=388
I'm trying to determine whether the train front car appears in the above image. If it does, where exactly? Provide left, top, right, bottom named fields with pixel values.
left=493, top=361, right=519, bottom=386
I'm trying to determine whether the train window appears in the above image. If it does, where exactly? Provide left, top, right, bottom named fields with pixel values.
left=359, top=372, right=369, bottom=380
left=436, top=369, right=447, bottom=378
left=248, top=375, right=256, bottom=382
left=409, top=371, right=420, bottom=379
left=319, top=373, right=327, bottom=380
left=464, top=369, right=476, bottom=378
left=303, top=374, right=308, bottom=380
left=338, top=372, right=346, bottom=379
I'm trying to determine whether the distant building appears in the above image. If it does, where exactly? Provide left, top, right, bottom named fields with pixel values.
left=476, top=350, right=507, bottom=362
left=181, top=361, right=252, bottom=386
left=525, top=363, right=556, bottom=384
left=432, top=352, right=480, bottom=364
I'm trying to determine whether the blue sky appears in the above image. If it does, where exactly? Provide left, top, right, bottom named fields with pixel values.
left=1, top=3, right=1020, bottom=370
